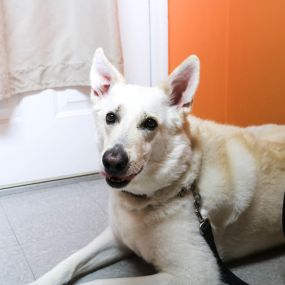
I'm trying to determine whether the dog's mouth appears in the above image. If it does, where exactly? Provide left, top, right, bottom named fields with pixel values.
left=102, top=168, right=143, bottom=189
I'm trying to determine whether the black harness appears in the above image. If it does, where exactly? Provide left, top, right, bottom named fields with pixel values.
left=187, top=183, right=285, bottom=285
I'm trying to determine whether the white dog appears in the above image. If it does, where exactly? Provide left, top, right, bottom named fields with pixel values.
left=30, top=49, right=285, bottom=285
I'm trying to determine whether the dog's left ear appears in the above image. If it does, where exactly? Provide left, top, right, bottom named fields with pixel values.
left=90, top=48, right=124, bottom=96
left=168, top=55, right=200, bottom=107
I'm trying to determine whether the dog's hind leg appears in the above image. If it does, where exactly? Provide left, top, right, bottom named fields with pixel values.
left=29, top=227, right=131, bottom=285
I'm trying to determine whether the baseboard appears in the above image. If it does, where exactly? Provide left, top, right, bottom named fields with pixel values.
left=0, top=173, right=103, bottom=197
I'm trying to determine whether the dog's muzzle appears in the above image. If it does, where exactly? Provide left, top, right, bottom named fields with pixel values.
left=102, top=144, right=132, bottom=188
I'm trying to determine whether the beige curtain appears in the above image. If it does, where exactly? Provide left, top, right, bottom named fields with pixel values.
left=0, top=0, right=123, bottom=101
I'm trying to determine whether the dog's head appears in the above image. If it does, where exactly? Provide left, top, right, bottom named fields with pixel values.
left=90, top=48, right=200, bottom=196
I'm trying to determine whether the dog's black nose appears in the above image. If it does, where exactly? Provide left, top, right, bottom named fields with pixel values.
left=102, top=144, right=129, bottom=175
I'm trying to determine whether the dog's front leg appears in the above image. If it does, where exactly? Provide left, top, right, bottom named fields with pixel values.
left=80, top=273, right=178, bottom=285
left=29, top=227, right=131, bottom=285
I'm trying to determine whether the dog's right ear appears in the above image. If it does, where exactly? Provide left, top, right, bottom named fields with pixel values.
left=90, top=48, right=124, bottom=97
left=167, top=55, right=200, bottom=108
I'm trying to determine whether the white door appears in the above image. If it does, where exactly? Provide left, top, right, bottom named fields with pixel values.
left=0, top=88, right=99, bottom=188
left=0, top=0, right=168, bottom=189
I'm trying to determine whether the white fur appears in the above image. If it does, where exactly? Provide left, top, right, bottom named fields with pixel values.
left=29, top=49, right=285, bottom=285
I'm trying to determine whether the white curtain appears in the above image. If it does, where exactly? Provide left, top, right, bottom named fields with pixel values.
left=0, top=0, right=123, bottom=101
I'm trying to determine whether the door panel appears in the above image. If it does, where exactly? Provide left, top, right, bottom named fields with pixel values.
left=0, top=88, right=100, bottom=188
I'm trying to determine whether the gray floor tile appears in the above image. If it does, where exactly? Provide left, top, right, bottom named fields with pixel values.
left=0, top=245, right=35, bottom=285
left=1, top=184, right=108, bottom=245
left=80, top=179, right=109, bottom=212
left=22, top=230, right=107, bottom=279
left=0, top=203, right=18, bottom=249
left=230, top=248, right=285, bottom=285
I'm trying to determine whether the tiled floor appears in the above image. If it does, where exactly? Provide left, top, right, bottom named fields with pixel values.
left=0, top=176, right=284, bottom=285
left=0, top=177, right=154, bottom=285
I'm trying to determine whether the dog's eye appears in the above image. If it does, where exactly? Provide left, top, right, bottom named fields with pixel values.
left=106, top=112, right=117, bottom=124
left=142, top=117, right=158, bottom=131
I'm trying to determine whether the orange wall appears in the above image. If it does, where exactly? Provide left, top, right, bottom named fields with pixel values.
left=169, top=0, right=285, bottom=126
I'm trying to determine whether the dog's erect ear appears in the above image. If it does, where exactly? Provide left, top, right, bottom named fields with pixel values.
left=90, top=48, right=124, bottom=96
left=168, top=55, right=200, bottom=107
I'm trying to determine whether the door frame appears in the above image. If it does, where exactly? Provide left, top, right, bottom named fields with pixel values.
left=118, top=0, right=168, bottom=86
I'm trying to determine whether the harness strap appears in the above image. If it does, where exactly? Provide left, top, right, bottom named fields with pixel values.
left=190, top=185, right=285, bottom=285
left=200, top=219, right=249, bottom=285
